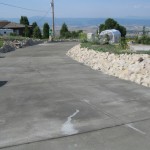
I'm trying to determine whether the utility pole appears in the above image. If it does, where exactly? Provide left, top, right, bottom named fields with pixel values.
left=51, top=0, right=55, bottom=38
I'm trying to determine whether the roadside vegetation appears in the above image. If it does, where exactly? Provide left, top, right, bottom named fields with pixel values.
left=99, top=18, right=126, bottom=37
left=0, top=39, right=4, bottom=48
left=134, top=26, right=150, bottom=45
left=80, top=18, right=150, bottom=55
left=60, top=23, right=83, bottom=39
left=81, top=41, right=150, bottom=55
left=80, top=42, right=130, bottom=54
left=2, top=35, right=27, bottom=41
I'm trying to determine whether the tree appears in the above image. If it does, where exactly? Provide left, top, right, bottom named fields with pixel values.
left=60, top=23, right=83, bottom=39
left=99, top=24, right=106, bottom=33
left=118, top=25, right=126, bottom=37
left=20, top=16, right=29, bottom=25
left=24, top=25, right=30, bottom=37
left=99, top=18, right=126, bottom=37
left=32, top=22, right=38, bottom=30
left=30, top=22, right=38, bottom=37
left=43, top=23, right=50, bottom=39
left=20, top=16, right=30, bottom=37
left=60, top=23, right=70, bottom=38
left=105, top=18, right=118, bottom=29
left=33, top=26, right=42, bottom=39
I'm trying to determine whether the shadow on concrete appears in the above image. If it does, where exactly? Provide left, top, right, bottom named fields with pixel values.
left=0, top=56, right=5, bottom=58
left=0, top=81, right=8, bottom=87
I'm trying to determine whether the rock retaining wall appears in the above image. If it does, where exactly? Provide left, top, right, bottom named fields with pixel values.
left=67, top=44, right=150, bottom=87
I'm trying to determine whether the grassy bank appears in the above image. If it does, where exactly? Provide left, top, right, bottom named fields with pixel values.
left=81, top=42, right=150, bottom=55
left=0, top=39, right=4, bottom=48
left=2, top=36, right=27, bottom=41
left=81, top=42, right=129, bottom=54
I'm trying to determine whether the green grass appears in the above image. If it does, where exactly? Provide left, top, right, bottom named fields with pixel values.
left=3, top=36, right=27, bottom=41
left=136, top=51, right=150, bottom=55
left=81, top=42, right=150, bottom=55
left=81, top=42, right=129, bottom=54
left=0, top=40, right=4, bottom=48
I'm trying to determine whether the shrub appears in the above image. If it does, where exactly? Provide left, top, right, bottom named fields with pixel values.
left=0, top=39, right=4, bottom=48
left=135, top=35, right=150, bottom=45
left=10, top=33, right=17, bottom=36
left=33, top=26, right=42, bottom=39
left=119, top=37, right=129, bottom=49
left=71, top=30, right=82, bottom=38
left=60, top=23, right=83, bottom=39
left=79, top=33, right=87, bottom=43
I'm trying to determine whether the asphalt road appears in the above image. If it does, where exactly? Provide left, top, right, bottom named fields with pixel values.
left=0, top=42, right=150, bottom=150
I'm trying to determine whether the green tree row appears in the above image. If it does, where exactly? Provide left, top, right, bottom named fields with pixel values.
left=60, top=23, right=83, bottom=39
left=20, top=16, right=50, bottom=39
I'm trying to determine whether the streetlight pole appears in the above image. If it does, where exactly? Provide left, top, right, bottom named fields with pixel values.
left=51, top=0, right=55, bottom=38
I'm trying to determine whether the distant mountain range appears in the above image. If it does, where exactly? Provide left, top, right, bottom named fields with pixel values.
left=0, top=16, right=150, bottom=27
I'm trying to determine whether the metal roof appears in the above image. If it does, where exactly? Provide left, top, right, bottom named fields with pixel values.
left=0, top=21, right=10, bottom=28
left=4, top=22, right=25, bottom=29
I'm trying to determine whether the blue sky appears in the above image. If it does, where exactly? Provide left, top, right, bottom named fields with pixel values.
left=0, top=0, right=150, bottom=18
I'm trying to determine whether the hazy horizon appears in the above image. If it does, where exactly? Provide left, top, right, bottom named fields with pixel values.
left=1, top=17, right=150, bottom=29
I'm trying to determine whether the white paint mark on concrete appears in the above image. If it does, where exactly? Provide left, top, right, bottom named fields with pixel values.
left=126, top=123, right=146, bottom=135
left=61, top=110, right=79, bottom=135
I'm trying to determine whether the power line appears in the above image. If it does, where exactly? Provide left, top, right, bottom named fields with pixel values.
left=0, top=2, right=46, bottom=13
left=35, top=10, right=50, bottom=23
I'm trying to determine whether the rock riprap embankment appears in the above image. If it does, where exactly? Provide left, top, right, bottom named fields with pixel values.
left=67, top=44, right=150, bottom=87
left=0, top=39, right=42, bottom=53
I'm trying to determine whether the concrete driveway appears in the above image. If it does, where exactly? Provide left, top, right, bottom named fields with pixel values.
left=0, top=42, right=150, bottom=150
left=130, top=44, right=150, bottom=51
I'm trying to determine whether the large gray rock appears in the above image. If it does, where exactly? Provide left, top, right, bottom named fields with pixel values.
left=0, top=42, right=15, bottom=53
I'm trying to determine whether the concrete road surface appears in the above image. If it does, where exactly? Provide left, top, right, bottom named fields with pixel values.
left=0, top=42, right=150, bottom=150
left=130, top=44, right=150, bottom=51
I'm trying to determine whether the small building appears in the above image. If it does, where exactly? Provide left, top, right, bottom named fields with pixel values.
left=4, top=22, right=26, bottom=35
left=0, top=21, right=29, bottom=36
left=99, top=29, right=121, bottom=43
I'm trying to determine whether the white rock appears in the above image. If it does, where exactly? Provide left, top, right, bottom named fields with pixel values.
left=67, top=44, right=150, bottom=87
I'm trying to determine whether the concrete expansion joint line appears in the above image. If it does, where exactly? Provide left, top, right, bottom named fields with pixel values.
left=81, top=99, right=124, bottom=123
left=1, top=117, right=150, bottom=150
left=81, top=99, right=150, bottom=134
